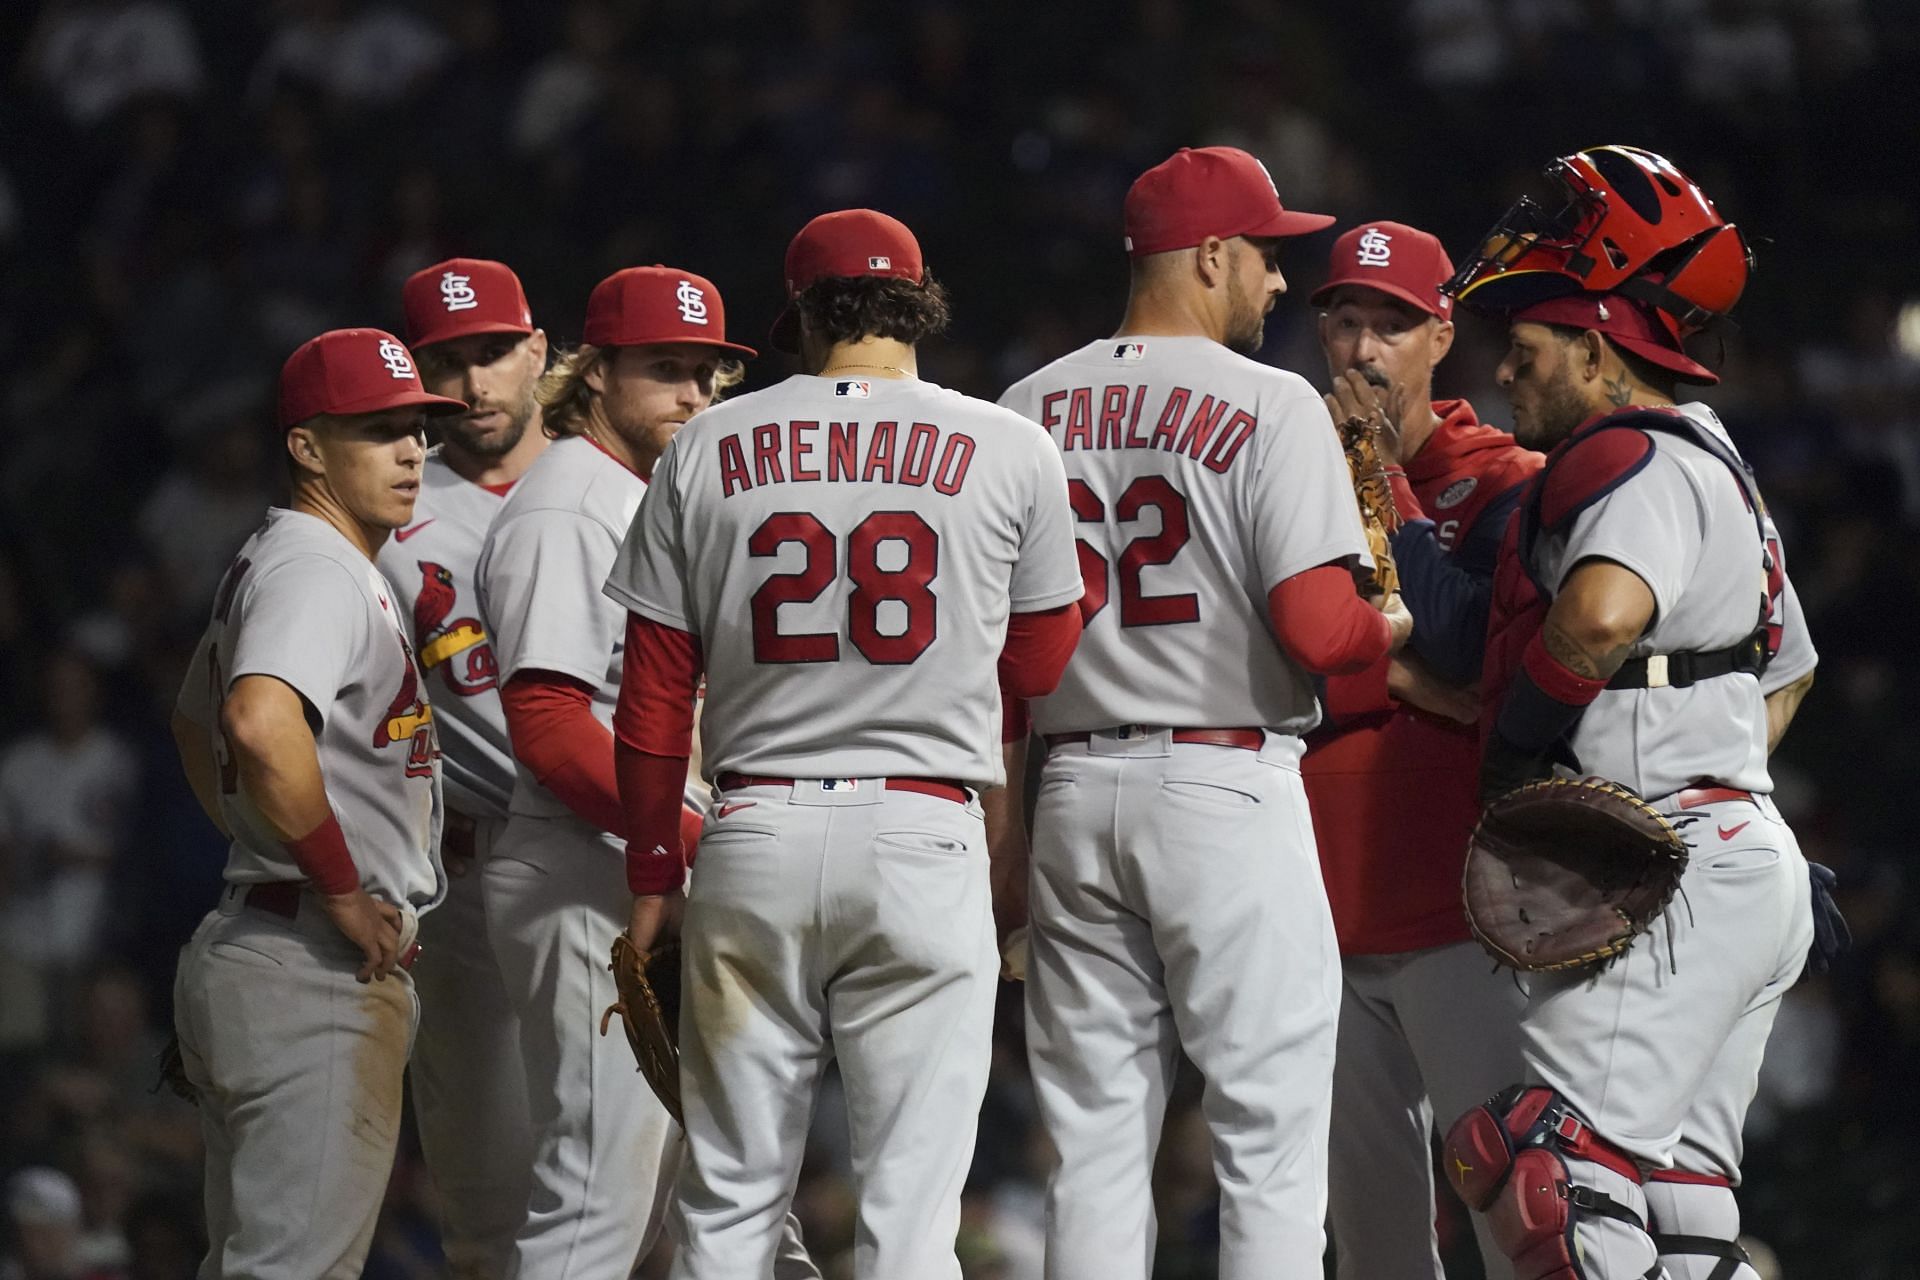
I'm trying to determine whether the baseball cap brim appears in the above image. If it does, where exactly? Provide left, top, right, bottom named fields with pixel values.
left=324, top=387, right=469, bottom=421
left=411, top=316, right=535, bottom=349
left=1309, top=277, right=1447, bottom=315
left=1245, top=208, right=1338, bottom=239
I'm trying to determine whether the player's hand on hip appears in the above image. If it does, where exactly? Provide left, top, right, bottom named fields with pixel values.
left=1376, top=590, right=1414, bottom=652
left=1387, top=653, right=1479, bottom=724
left=627, top=891, right=686, bottom=956
left=320, top=888, right=404, bottom=983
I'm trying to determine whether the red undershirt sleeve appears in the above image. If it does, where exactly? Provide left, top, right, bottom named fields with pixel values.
left=500, top=671, right=625, bottom=836
left=999, top=604, right=1083, bottom=699
left=1322, top=657, right=1394, bottom=721
left=613, top=614, right=705, bottom=895
left=1267, top=564, right=1393, bottom=676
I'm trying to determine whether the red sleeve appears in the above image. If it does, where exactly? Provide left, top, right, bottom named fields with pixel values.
left=1001, top=693, right=1031, bottom=744
left=500, top=671, right=624, bottom=836
left=612, top=614, right=706, bottom=895
left=1267, top=564, right=1393, bottom=676
left=1322, top=656, right=1394, bottom=721
left=999, top=604, right=1083, bottom=699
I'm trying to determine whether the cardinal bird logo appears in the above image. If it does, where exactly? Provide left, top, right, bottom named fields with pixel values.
left=413, top=561, right=498, bottom=695
left=375, top=636, right=437, bottom=777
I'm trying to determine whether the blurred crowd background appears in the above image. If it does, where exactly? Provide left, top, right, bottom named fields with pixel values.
left=0, top=1, right=1915, bottom=1276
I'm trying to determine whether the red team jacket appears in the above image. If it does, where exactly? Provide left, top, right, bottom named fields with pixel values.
left=1304, top=400, right=1543, bottom=956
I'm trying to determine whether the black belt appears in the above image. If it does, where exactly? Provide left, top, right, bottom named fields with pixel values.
left=1609, top=628, right=1768, bottom=690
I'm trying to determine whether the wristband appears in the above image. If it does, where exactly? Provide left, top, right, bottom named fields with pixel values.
left=286, top=811, right=359, bottom=896
left=1519, top=630, right=1611, bottom=705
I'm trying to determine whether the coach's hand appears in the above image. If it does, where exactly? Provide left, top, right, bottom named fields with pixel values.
left=628, top=890, right=686, bottom=955
left=1388, top=653, right=1479, bottom=725
left=322, top=888, right=404, bottom=983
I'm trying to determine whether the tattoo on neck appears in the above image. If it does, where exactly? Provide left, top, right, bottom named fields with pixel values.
left=1603, top=373, right=1634, bottom=408
left=1543, top=620, right=1633, bottom=682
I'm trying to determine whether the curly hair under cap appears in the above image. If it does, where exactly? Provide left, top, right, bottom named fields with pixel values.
left=534, top=343, right=746, bottom=439
left=791, top=274, right=951, bottom=349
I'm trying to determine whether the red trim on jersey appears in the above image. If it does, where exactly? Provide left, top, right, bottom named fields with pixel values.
left=480, top=479, right=517, bottom=497
left=581, top=431, right=642, bottom=478
left=613, top=615, right=704, bottom=757
left=500, top=671, right=624, bottom=835
left=284, top=811, right=359, bottom=897
left=999, top=604, right=1083, bottom=699
left=615, top=741, right=693, bottom=895
left=1267, top=565, right=1392, bottom=675
left=1519, top=629, right=1610, bottom=706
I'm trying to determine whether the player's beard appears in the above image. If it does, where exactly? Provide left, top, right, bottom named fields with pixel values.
left=1224, top=270, right=1267, bottom=354
left=1516, top=366, right=1592, bottom=450
left=441, top=382, right=536, bottom=459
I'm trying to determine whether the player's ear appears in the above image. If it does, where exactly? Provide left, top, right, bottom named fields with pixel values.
left=1430, top=318, right=1455, bottom=367
left=1194, top=236, right=1229, bottom=289
left=285, top=422, right=327, bottom=478
left=584, top=348, right=608, bottom=395
left=527, top=328, right=550, bottom=368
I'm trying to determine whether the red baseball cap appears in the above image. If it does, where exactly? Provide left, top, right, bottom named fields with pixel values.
left=1513, top=293, right=1717, bottom=383
left=403, top=258, right=534, bottom=349
left=1123, top=146, right=1335, bottom=257
left=582, top=266, right=757, bottom=358
left=278, top=328, right=467, bottom=429
left=769, top=209, right=925, bottom=353
left=1310, top=221, right=1456, bottom=318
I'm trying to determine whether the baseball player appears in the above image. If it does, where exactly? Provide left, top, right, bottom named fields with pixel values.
left=996, top=146, right=1414, bottom=1280
left=607, top=208, right=1085, bottom=1279
left=475, top=266, right=813, bottom=1279
left=1440, top=146, right=1820, bottom=1280
left=375, top=257, right=549, bottom=1279
left=1302, top=221, right=1540, bottom=1280
left=169, top=327, right=462, bottom=1278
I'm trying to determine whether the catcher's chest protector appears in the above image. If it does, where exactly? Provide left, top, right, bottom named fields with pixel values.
left=1445, top=1086, right=1647, bottom=1280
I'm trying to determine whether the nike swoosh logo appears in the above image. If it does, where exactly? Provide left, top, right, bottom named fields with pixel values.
left=1718, top=821, right=1750, bottom=841
left=717, top=801, right=755, bottom=819
left=394, top=520, right=436, bottom=542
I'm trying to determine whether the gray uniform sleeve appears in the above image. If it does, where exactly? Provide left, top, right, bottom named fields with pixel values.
left=604, top=443, right=693, bottom=630
left=489, top=508, right=627, bottom=686
left=1250, top=389, right=1372, bottom=590
left=1555, top=454, right=1701, bottom=624
left=224, top=558, right=369, bottom=726
left=1009, top=433, right=1087, bottom=612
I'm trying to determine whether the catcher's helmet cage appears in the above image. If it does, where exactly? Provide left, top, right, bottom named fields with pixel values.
left=1443, top=145, right=1752, bottom=342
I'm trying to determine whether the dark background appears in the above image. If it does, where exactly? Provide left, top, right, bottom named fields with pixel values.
left=0, top=1, right=1915, bottom=1276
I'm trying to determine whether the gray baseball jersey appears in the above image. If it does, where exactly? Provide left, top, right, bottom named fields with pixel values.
left=998, top=336, right=1371, bottom=737
left=376, top=448, right=515, bottom=820
left=476, top=436, right=642, bottom=819
left=1534, top=403, right=1815, bottom=799
left=178, top=508, right=445, bottom=907
left=604, top=374, right=1083, bottom=788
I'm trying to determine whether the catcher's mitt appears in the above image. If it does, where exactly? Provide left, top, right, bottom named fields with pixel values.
left=1338, top=410, right=1402, bottom=597
left=1463, top=777, right=1688, bottom=972
left=600, top=934, right=683, bottom=1124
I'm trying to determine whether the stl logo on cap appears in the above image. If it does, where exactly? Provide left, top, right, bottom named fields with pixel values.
left=378, top=338, right=417, bottom=379
left=440, top=271, right=478, bottom=312
left=1356, top=227, right=1393, bottom=267
left=676, top=280, right=710, bottom=325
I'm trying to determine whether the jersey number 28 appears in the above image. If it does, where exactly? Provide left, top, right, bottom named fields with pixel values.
left=749, top=511, right=938, bottom=665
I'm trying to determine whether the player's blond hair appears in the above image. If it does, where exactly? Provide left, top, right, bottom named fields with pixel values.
left=536, top=344, right=746, bottom=439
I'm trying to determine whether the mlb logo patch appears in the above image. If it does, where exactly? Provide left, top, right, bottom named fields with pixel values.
left=819, top=779, right=860, bottom=793
left=868, top=256, right=892, bottom=270
left=1113, top=342, right=1145, bottom=361
left=835, top=380, right=871, bottom=398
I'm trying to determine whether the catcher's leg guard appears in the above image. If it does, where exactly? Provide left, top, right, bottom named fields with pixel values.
left=1444, top=1086, right=1654, bottom=1280
left=1645, top=1171, right=1757, bottom=1280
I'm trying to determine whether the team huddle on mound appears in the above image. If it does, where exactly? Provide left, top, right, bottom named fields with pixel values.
left=166, top=142, right=1835, bottom=1280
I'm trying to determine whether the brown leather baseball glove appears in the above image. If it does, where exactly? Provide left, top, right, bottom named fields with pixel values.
left=1463, top=777, right=1689, bottom=971
left=600, top=934, right=683, bottom=1124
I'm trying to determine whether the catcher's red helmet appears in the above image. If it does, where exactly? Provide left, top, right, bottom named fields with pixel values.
left=1443, top=145, right=1751, bottom=339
